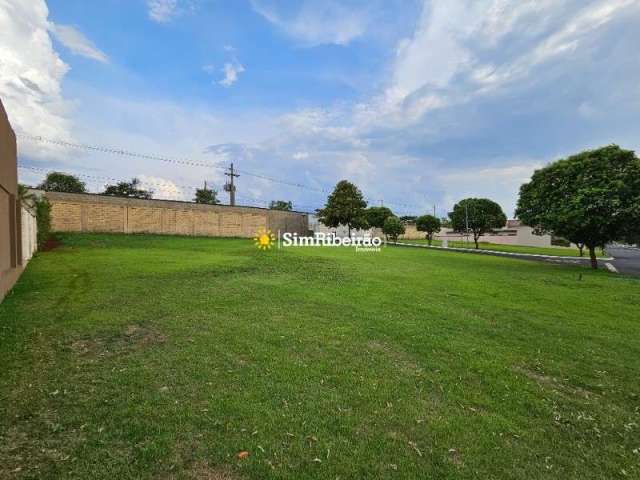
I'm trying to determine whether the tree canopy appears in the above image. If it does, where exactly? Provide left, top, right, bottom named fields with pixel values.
left=316, top=180, right=368, bottom=237
left=382, top=216, right=405, bottom=242
left=37, top=172, right=86, bottom=194
left=103, top=178, right=152, bottom=199
left=449, top=198, right=507, bottom=249
left=269, top=200, right=293, bottom=211
left=516, top=145, right=640, bottom=268
left=194, top=186, right=219, bottom=205
left=415, top=215, right=441, bottom=245
left=365, top=206, right=394, bottom=229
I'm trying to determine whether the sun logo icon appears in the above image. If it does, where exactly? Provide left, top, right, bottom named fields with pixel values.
left=254, top=228, right=276, bottom=250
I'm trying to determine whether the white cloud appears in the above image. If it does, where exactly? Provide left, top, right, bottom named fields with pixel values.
left=250, top=0, right=369, bottom=46
left=0, top=0, right=73, bottom=160
left=147, top=0, right=178, bottom=23
left=137, top=175, right=184, bottom=200
left=436, top=163, right=544, bottom=216
left=50, top=24, right=109, bottom=63
left=219, top=61, right=245, bottom=87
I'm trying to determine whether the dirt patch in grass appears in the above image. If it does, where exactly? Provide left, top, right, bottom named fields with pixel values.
left=515, top=366, right=595, bottom=399
left=69, top=324, right=166, bottom=357
left=163, top=461, right=239, bottom=480
left=40, top=236, right=61, bottom=252
left=366, top=340, right=424, bottom=376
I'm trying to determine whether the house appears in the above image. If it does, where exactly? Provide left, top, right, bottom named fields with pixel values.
left=401, top=219, right=554, bottom=247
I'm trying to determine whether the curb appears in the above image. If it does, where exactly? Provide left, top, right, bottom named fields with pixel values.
left=389, top=241, right=615, bottom=262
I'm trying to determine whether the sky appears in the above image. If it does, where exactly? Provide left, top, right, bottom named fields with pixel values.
left=1, top=0, right=640, bottom=216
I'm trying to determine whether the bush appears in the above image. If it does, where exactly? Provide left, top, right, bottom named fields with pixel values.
left=35, top=197, right=51, bottom=249
left=383, top=216, right=405, bottom=242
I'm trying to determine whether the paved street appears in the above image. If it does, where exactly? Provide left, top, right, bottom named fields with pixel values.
left=393, top=242, right=640, bottom=276
left=606, top=246, right=640, bottom=276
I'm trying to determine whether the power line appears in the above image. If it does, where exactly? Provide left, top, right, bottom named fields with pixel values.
left=18, top=134, right=439, bottom=213
left=18, top=165, right=319, bottom=212
left=17, top=134, right=226, bottom=169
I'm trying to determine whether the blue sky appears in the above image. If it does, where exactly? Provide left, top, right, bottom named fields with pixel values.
left=2, top=0, right=640, bottom=216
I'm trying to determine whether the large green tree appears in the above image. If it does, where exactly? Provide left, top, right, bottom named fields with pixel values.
left=316, top=180, right=368, bottom=237
left=415, top=214, right=441, bottom=245
left=37, top=172, right=86, bottom=193
left=103, top=178, right=152, bottom=199
left=194, top=185, right=219, bottom=205
left=269, top=200, right=293, bottom=211
left=365, top=206, right=394, bottom=229
left=449, top=198, right=507, bottom=249
left=516, top=145, right=640, bottom=268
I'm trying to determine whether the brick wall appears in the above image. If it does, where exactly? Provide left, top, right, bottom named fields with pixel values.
left=46, top=192, right=308, bottom=238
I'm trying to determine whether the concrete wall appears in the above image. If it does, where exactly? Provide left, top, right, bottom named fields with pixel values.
left=0, top=99, right=22, bottom=302
left=21, top=203, right=37, bottom=264
left=46, top=191, right=309, bottom=238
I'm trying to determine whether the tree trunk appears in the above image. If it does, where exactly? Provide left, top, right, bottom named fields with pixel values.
left=348, top=224, right=352, bottom=238
left=588, top=245, right=598, bottom=269
left=578, top=244, right=584, bottom=257
left=427, top=234, right=432, bottom=246
left=474, top=233, right=479, bottom=249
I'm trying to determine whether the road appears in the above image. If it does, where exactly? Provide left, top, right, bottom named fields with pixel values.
left=606, top=246, right=640, bottom=276
left=392, top=242, right=640, bottom=276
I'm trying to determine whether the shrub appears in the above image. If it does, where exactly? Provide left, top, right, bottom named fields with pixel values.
left=35, top=197, right=51, bottom=249
left=383, top=216, right=405, bottom=242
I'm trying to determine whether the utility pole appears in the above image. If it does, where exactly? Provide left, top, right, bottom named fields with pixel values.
left=433, top=204, right=436, bottom=217
left=224, top=162, right=239, bottom=206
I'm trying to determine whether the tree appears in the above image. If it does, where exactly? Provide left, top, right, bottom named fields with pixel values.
left=449, top=198, right=507, bottom=249
left=37, top=172, right=86, bottom=193
left=365, top=206, right=394, bottom=229
left=516, top=145, right=640, bottom=269
left=103, top=178, right=153, bottom=199
left=194, top=185, right=219, bottom=205
left=316, top=180, right=368, bottom=237
left=416, top=215, right=441, bottom=245
left=383, top=216, right=405, bottom=242
left=269, top=200, right=293, bottom=211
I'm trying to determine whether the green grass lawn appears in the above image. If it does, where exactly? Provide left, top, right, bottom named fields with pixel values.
left=397, top=238, right=604, bottom=257
left=1, top=233, right=638, bottom=479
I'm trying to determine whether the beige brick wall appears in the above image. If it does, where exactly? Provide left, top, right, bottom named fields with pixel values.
left=44, top=192, right=308, bottom=239
left=51, top=202, right=82, bottom=232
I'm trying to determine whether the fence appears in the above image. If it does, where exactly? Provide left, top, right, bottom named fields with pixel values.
left=45, top=191, right=309, bottom=238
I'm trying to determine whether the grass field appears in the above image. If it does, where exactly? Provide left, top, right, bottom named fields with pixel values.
left=1, top=233, right=639, bottom=479
left=396, top=238, right=604, bottom=257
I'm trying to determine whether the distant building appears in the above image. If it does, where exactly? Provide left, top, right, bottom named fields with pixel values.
left=308, top=215, right=371, bottom=238
left=402, top=219, right=554, bottom=247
